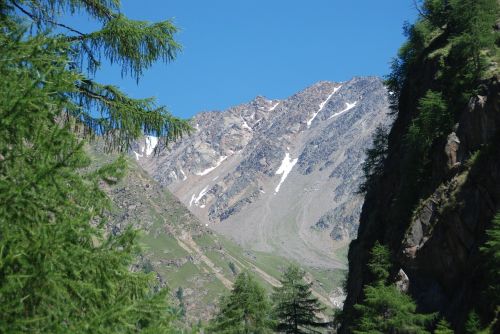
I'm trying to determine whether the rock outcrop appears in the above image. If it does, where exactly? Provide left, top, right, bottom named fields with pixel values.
left=341, top=70, right=499, bottom=332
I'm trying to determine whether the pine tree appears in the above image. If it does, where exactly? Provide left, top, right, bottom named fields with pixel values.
left=478, top=212, right=500, bottom=333
left=272, top=265, right=328, bottom=334
left=465, top=311, right=482, bottom=334
left=0, top=1, right=190, bottom=332
left=359, top=126, right=389, bottom=194
left=208, top=271, right=274, bottom=334
left=480, top=213, right=500, bottom=307
left=367, top=241, right=392, bottom=283
left=352, top=243, right=435, bottom=334
left=434, top=319, right=454, bottom=334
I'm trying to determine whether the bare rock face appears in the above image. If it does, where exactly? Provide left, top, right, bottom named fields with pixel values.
left=136, top=77, right=392, bottom=269
left=395, top=269, right=410, bottom=293
left=341, top=74, right=500, bottom=332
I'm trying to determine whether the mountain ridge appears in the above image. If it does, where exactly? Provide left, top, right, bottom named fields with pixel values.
left=135, top=76, right=392, bottom=270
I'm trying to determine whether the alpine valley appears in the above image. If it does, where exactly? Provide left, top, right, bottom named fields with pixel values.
left=117, top=76, right=392, bottom=322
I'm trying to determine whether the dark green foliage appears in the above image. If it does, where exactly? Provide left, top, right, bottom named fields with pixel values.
left=447, top=0, right=499, bottom=83
left=209, top=271, right=274, bottom=334
left=465, top=311, right=482, bottom=334
left=176, top=287, right=186, bottom=318
left=406, top=90, right=450, bottom=153
left=2, top=0, right=192, bottom=151
left=352, top=244, right=434, bottom=334
left=229, top=261, right=239, bottom=276
left=359, top=126, right=389, bottom=194
left=353, top=284, right=434, bottom=334
left=403, top=90, right=451, bottom=185
left=480, top=213, right=500, bottom=305
left=478, top=213, right=500, bottom=332
left=0, top=1, right=190, bottom=332
left=434, top=319, right=454, bottom=334
left=367, top=241, right=391, bottom=283
left=272, top=265, right=327, bottom=334
left=421, top=0, right=450, bottom=29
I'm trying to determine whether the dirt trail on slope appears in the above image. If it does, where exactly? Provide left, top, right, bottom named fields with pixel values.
left=175, top=232, right=234, bottom=289
left=222, top=248, right=333, bottom=308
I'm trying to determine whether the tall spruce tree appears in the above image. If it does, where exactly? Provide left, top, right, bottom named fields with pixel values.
left=208, top=271, right=274, bottom=334
left=434, top=319, right=454, bottom=334
left=359, top=126, right=389, bottom=194
left=272, top=265, right=327, bottom=334
left=352, top=243, right=434, bottom=334
left=0, top=1, right=190, bottom=332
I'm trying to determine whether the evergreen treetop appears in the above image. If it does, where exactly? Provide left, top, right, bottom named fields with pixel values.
left=272, top=265, right=328, bottom=334
left=208, top=271, right=274, bottom=334
left=352, top=243, right=435, bottom=334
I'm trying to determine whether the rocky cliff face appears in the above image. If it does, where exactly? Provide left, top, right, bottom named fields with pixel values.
left=135, top=77, right=391, bottom=270
left=341, top=69, right=500, bottom=333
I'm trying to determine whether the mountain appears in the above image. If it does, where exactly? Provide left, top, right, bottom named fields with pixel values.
left=135, top=76, right=392, bottom=273
left=89, top=147, right=345, bottom=325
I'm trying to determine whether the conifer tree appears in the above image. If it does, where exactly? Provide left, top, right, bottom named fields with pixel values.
left=272, top=265, right=327, bottom=334
left=480, top=213, right=500, bottom=308
left=0, top=1, right=190, bottom=332
left=465, top=311, right=482, bottom=334
left=209, top=271, right=274, bottom=334
left=434, top=319, right=454, bottom=334
left=352, top=243, right=434, bottom=334
left=359, top=126, right=389, bottom=194
left=479, top=213, right=500, bottom=333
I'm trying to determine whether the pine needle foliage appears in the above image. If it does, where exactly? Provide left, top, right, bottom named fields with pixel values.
left=208, top=271, right=274, bottom=334
left=359, top=125, right=389, bottom=194
left=353, top=284, right=433, bottom=334
left=0, top=1, right=190, bottom=332
left=272, top=265, right=327, bottom=334
left=352, top=243, right=435, bottom=334
left=3, top=0, right=192, bottom=151
left=434, top=319, right=454, bottom=334
left=479, top=212, right=500, bottom=332
left=480, top=212, right=500, bottom=304
left=367, top=241, right=391, bottom=283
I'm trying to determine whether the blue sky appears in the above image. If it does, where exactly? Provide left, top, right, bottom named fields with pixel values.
left=82, top=1, right=417, bottom=119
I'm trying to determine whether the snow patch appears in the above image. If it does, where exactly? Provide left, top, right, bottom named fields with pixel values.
left=195, top=156, right=228, bottom=176
left=269, top=101, right=280, bottom=111
left=241, top=120, right=252, bottom=131
left=180, top=168, right=187, bottom=181
left=144, top=136, right=158, bottom=156
left=307, top=86, right=342, bottom=128
left=328, top=101, right=357, bottom=119
left=274, top=152, right=298, bottom=193
left=133, top=135, right=158, bottom=160
left=189, top=186, right=209, bottom=207
left=134, top=152, right=143, bottom=160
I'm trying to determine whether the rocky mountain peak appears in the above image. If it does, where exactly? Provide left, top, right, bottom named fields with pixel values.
left=136, top=76, right=392, bottom=269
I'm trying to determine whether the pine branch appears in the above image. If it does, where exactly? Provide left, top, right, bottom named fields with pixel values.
left=12, top=0, right=86, bottom=37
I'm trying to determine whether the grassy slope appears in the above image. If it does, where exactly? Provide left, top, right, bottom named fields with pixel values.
left=90, top=147, right=347, bottom=325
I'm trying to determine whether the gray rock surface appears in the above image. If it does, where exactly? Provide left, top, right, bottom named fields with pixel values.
left=137, top=77, right=392, bottom=269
